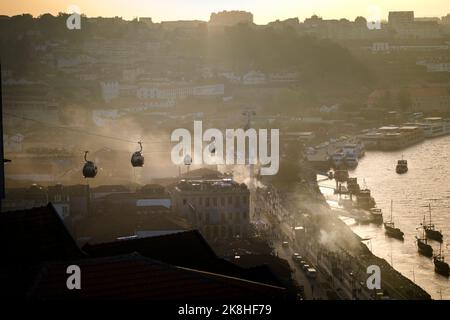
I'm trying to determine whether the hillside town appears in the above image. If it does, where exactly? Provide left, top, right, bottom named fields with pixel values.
left=1, top=7, right=449, bottom=302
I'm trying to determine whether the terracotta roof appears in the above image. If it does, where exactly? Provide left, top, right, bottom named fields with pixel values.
left=28, top=253, right=286, bottom=301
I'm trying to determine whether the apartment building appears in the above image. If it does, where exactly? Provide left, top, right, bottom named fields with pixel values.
left=172, top=178, right=250, bottom=240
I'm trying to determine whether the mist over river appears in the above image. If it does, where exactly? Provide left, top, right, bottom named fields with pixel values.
left=320, top=135, right=450, bottom=300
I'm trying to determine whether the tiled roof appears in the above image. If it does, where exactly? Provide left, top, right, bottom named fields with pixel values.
left=28, top=253, right=286, bottom=301
left=0, top=204, right=85, bottom=262
left=83, top=230, right=219, bottom=266
left=82, top=230, right=282, bottom=286
left=91, top=185, right=130, bottom=193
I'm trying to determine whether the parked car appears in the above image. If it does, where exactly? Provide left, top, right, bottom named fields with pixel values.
left=294, top=256, right=303, bottom=265
left=306, top=267, right=317, bottom=279
left=298, top=260, right=307, bottom=268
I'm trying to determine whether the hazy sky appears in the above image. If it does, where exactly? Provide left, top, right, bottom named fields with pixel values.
left=1, top=0, right=449, bottom=23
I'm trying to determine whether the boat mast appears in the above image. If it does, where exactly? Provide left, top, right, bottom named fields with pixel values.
left=429, top=203, right=432, bottom=226
left=390, top=200, right=393, bottom=222
left=422, top=216, right=426, bottom=240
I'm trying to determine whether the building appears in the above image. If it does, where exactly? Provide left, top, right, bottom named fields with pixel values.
left=360, top=125, right=425, bottom=150
left=138, top=17, right=153, bottom=26
left=442, top=14, right=450, bottom=24
left=209, top=11, right=253, bottom=26
left=1, top=184, right=48, bottom=212
left=388, top=11, right=414, bottom=25
left=137, top=83, right=225, bottom=100
left=410, top=87, right=450, bottom=113
left=0, top=205, right=286, bottom=300
left=417, top=61, right=450, bottom=73
left=367, top=86, right=450, bottom=113
left=47, top=184, right=90, bottom=221
left=302, top=15, right=386, bottom=40
left=242, top=71, right=267, bottom=85
left=27, top=253, right=286, bottom=301
left=172, top=177, right=251, bottom=240
left=160, top=20, right=206, bottom=31
left=85, top=184, right=191, bottom=241
left=90, top=184, right=130, bottom=200
left=387, top=11, right=442, bottom=39
left=2, top=82, right=60, bottom=128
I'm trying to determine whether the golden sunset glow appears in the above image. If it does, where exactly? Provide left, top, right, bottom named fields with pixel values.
left=1, top=0, right=449, bottom=23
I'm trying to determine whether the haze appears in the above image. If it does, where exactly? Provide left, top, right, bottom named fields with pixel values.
left=1, top=0, right=449, bottom=23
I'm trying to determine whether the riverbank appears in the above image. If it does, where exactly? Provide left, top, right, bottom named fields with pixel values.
left=295, top=189, right=431, bottom=299
left=329, top=135, right=450, bottom=300
left=264, top=156, right=431, bottom=299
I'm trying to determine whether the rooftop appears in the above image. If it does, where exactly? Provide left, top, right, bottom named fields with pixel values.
left=0, top=204, right=84, bottom=262
left=176, top=179, right=248, bottom=192
left=28, top=253, right=286, bottom=301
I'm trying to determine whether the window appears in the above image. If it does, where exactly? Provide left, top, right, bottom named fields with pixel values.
left=221, top=197, right=225, bottom=206
left=183, top=199, right=187, bottom=205
left=213, top=197, right=217, bottom=207
left=221, top=226, right=227, bottom=238
left=205, top=197, right=210, bottom=207
left=235, top=196, right=240, bottom=208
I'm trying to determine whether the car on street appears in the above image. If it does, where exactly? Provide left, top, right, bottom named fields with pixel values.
left=306, top=267, right=317, bottom=279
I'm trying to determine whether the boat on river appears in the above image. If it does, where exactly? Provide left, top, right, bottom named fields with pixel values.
left=423, top=204, right=443, bottom=243
left=434, top=244, right=449, bottom=277
left=396, top=157, right=408, bottom=174
left=384, top=200, right=404, bottom=240
left=416, top=218, right=433, bottom=257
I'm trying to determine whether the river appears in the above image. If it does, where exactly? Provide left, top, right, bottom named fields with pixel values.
left=319, top=135, right=450, bottom=300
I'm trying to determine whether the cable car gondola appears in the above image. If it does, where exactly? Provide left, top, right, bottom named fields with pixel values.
left=131, top=141, right=144, bottom=167
left=82, top=151, right=97, bottom=178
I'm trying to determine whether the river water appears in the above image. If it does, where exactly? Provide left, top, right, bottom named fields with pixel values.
left=319, top=135, right=450, bottom=300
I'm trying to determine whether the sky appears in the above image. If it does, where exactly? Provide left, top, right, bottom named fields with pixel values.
left=0, top=0, right=449, bottom=24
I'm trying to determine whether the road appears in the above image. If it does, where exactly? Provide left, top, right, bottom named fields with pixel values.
left=273, top=239, right=328, bottom=300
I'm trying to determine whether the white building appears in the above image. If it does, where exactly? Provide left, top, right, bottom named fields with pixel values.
left=242, top=71, right=267, bottom=85
left=100, top=82, right=120, bottom=102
